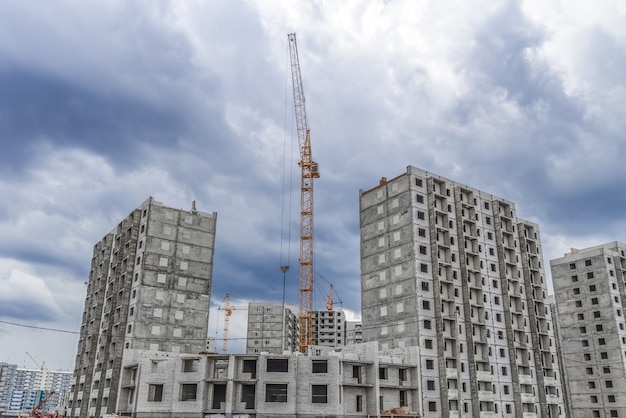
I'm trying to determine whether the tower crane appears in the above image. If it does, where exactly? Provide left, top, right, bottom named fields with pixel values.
left=326, top=284, right=342, bottom=311
left=25, top=352, right=45, bottom=371
left=288, top=33, right=320, bottom=354
left=219, top=294, right=248, bottom=353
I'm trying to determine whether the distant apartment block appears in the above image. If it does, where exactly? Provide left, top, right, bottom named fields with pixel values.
left=0, top=364, right=71, bottom=417
left=112, top=342, right=420, bottom=418
left=359, top=166, right=564, bottom=417
left=345, top=320, right=363, bottom=345
left=551, top=242, right=626, bottom=418
left=67, top=197, right=217, bottom=418
left=246, top=302, right=298, bottom=354
left=312, top=310, right=345, bottom=347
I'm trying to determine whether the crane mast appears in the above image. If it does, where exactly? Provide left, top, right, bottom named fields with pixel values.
left=288, top=33, right=319, bottom=354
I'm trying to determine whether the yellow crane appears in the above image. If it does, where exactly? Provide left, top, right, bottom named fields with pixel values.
left=288, top=33, right=320, bottom=354
left=219, top=293, right=247, bottom=353
left=326, top=284, right=342, bottom=311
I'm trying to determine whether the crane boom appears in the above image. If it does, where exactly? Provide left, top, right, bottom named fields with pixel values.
left=288, top=33, right=319, bottom=354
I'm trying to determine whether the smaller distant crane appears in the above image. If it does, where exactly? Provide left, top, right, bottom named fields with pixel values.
left=326, top=284, right=342, bottom=311
left=219, top=294, right=248, bottom=353
left=25, top=352, right=45, bottom=371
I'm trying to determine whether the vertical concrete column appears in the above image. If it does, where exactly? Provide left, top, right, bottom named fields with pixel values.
left=425, top=177, right=449, bottom=417
left=518, top=224, right=548, bottom=418
left=225, top=356, right=235, bottom=418
left=493, top=202, right=523, bottom=418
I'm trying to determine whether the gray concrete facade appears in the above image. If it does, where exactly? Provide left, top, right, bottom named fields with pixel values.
left=359, top=166, right=564, bottom=417
left=345, top=320, right=363, bottom=345
left=112, top=342, right=420, bottom=418
left=246, top=302, right=299, bottom=354
left=67, top=197, right=217, bottom=418
left=312, top=310, right=346, bottom=348
left=551, top=242, right=626, bottom=418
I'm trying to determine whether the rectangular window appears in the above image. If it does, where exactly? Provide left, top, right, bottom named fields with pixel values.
left=148, top=384, right=163, bottom=402
left=265, top=384, right=287, bottom=402
left=212, top=384, right=226, bottom=409
left=418, top=228, right=426, bottom=237
left=267, top=358, right=289, bottom=372
left=311, top=385, right=328, bottom=404
left=241, top=385, right=255, bottom=409
left=182, top=358, right=199, bottom=372
left=400, top=390, right=407, bottom=407
left=356, top=395, right=363, bottom=412
left=379, top=367, right=388, bottom=379
left=312, top=360, right=328, bottom=373
left=180, top=384, right=197, bottom=401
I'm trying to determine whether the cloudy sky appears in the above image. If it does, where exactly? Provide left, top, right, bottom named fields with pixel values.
left=1, top=0, right=625, bottom=370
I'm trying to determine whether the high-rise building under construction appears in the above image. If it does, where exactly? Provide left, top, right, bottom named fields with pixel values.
left=67, top=197, right=217, bottom=418
left=359, top=166, right=564, bottom=417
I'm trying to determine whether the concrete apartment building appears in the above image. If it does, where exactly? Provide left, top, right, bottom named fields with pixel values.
left=113, top=341, right=420, bottom=418
left=345, top=321, right=363, bottom=345
left=246, top=302, right=299, bottom=354
left=551, top=242, right=626, bottom=418
left=359, top=166, right=564, bottom=417
left=67, top=197, right=217, bottom=418
left=312, top=310, right=345, bottom=347
left=0, top=363, right=72, bottom=417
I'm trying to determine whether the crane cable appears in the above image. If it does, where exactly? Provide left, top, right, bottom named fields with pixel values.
left=280, top=39, right=295, bottom=306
